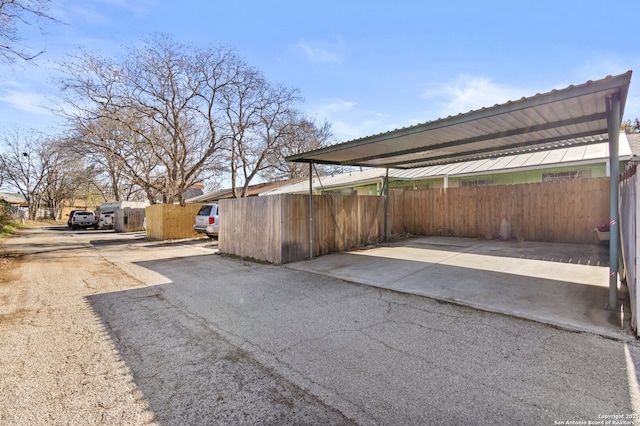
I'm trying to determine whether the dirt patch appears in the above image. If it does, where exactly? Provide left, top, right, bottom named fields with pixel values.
left=0, top=252, right=16, bottom=266
left=0, top=252, right=19, bottom=277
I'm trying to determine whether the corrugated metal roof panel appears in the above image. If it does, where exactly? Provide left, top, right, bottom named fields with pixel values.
left=542, top=148, right=569, bottom=164
left=583, top=143, right=607, bottom=160
left=287, top=72, right=632, bottom=169
left=440, top=162, right=471, bottom=174
left=464, top=158, right=494, bottom=172
left=521, top=151, right=551, bottom=167
left=486, top=156, right=514, bottom=171
left=266, top=135, right=632, bottom=195
left=562, top=145, right=587, bottom=163
left=505, top=152, right=534, bottom=169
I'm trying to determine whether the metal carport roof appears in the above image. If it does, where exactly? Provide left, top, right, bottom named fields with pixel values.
left=287, top=71, right=632, bottom=169
left=287, top=71, right=633, bottom=312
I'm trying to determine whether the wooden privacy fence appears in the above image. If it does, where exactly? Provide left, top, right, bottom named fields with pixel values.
left=219, top=194, right=385, bottom=264
left=145, top=203, right=203, bottom=240
left=219, top=178, right=609, bottom=264
left=392, top=177, right=610, bottom=244
left=620, top=167, right=638, bottom=335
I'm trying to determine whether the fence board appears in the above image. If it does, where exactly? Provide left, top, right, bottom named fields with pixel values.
left=145, top=204, right=202, bottom=240
left=394, top=178, right=609, bottom=244
left=620, top=167, right=638, bottom=335
left=217, top=178, right=610, bottom=264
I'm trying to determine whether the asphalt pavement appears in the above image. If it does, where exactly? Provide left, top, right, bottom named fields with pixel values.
left=1, top=227, right=640, bottom=425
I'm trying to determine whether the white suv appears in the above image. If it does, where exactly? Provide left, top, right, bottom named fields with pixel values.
left=193, top=203, right=219, bottom=238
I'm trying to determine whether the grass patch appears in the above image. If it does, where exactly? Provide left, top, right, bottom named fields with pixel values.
left=0, top=222, right=21, bottom=239
left=219, top=252, right=273, bottom=265
left=0, top=223, right=26, bottom=239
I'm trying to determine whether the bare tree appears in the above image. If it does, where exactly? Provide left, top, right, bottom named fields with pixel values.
left=219, top=67, right=308, bottom=197
left=59, top=33, right=327, bottom=202
left=0, top=130, right=95, bottom=219
left=0, top=129, right=85, bottom=219
left=68, top=113, right=162, bottom=203
left=260, top=117, right=334, bottom=181
left=0, top=0, right=60, bottom=63
left=0, top=129, right=42, bottom=218
left=0, top=129, right=96, bottom=219
left=58, top=34, right=240, bottom=205
left=38, top=139, right=90, bottom=219
left=622, top=118, right=640, bottom=134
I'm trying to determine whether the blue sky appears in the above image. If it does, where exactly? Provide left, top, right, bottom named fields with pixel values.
left=1, top=0, right=639, bottom=142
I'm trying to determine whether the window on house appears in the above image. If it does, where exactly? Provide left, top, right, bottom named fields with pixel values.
left=460, top=179, right=493, bottom=187
left=322, top=188, right=356, bottom=195
left=541, top=170, right=591, bottom=182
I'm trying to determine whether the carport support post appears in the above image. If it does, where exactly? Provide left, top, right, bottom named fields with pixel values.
left=607, top=92, right=621, bottom=310
left=384, top=168, right=390, bottom=242
left=309, top=161, right=314, bottom=260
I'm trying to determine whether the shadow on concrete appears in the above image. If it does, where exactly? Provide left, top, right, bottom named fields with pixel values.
left=288, top=237, right=631, bottom=340
left=381, top=236, right=610, bottom=267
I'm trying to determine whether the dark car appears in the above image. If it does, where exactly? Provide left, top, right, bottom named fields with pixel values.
left=67, top=210, right=77, bottom=228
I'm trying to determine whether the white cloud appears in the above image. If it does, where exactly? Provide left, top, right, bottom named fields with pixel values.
left=313, top=76, right=536, bottom=141
left=0, top=90, right=54, bottom=115
left=420, top=75, right=529, bottom=118
left=295, top=37, right=344, bottom=64
left=314, top=98, right=355, bottom=116
left=310, top=98, right=396, bottom=141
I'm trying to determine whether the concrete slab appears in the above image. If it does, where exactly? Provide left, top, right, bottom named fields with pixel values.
left=286, top=237, right=634, bottom=341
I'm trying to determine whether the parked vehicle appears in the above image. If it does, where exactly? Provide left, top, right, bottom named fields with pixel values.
left=68, top=210, right=98, bottom=230
left=97, top=201, right=149, bottom=229
left=66, top=210, right=77, bottom=228
left=98, top=204, right=116, bottom=229
left=193, top=203, right=219, bottom=238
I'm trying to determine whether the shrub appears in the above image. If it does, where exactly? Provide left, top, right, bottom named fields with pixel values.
left=0, top=199, right=18, bottom=238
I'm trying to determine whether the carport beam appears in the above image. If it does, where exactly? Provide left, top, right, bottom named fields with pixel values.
left=607, top=93, right=621, bottom=310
